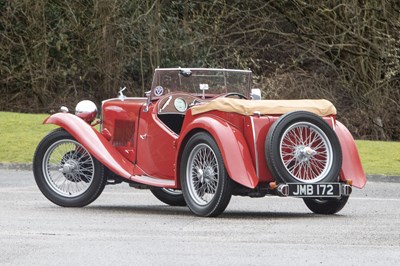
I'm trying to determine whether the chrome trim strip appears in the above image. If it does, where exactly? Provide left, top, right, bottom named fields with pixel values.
left=250, top=116, right=259, bottom=178
left=154, top=67, right=252, bottom=73
left=331, top=116, right=336, bottom=131
left=130, top=175, right=175, bottom=188
left=101, top=97, right=147, bottom=105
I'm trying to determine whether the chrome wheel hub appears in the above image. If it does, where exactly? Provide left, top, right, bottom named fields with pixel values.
left=196, top=166, right=214, bottom=184
left=60, top=159, right=78, bottom=174
left=295, top=146, right=317, bottom=162
left=196, top=168, right=204, bottom=183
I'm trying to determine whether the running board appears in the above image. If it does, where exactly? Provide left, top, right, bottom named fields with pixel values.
left=129, top=175, right=175, bottom=188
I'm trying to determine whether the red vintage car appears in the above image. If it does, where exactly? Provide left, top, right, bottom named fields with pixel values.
left=33, top=68, right=366, bottom=217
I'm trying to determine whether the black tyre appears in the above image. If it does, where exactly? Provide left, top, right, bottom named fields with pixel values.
left=33, top=128, right=107, bottom=207
left=180, top=132, right=232, bottom=217
left=265, top=111, right=342, bottom=184
left=303, top=196, right=349, bottom=214
left=150, top=188, right=186, bottom=206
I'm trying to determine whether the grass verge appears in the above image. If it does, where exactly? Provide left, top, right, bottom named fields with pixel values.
left=355, top=140, right=400, bottom=176
left=0, top=112, right=399, bottom=175
left=0, top=112, right=56, bottom=163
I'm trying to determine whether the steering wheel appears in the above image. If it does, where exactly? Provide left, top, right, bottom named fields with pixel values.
left=221, top=92, right=248, bottom=99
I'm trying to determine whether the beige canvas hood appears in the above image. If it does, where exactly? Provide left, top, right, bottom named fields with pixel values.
left=191, top=98, right=336, bottom=116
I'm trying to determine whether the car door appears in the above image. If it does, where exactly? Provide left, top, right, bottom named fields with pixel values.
left=135, top=105, right=178, bottom=180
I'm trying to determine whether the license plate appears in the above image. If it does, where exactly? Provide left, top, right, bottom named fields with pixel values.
left=287, top=183, right=341, bottom=197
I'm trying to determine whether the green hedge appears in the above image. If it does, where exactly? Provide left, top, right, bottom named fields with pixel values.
left=1, top=1, right=399, bottom=140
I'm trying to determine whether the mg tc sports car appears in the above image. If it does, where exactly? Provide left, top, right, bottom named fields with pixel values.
left=33, top=68, right=366, bottom=217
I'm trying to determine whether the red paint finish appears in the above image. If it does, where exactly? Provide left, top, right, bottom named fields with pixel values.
left=101, top=98, right=147, bottom=163
left=44, top=111, right=178, bottom=188
left=246, top=115, right=276, bottom=183
left=179, top=111, right=259, bottom=189
left=135, top=102, right=178, bottom=181
left=335, top=120, right=367, bottom=188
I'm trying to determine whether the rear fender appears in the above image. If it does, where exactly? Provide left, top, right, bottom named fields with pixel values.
left=335, top=120, right=366, bottom=188
left=44, top=113, right=134, bottom=179
left=178, top=115, right=258, bottom=189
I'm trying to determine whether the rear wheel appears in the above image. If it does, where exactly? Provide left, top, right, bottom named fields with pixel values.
left=180, top=132, right=232, bottom=217
left=150, top=188, right=186, bottom=206
left=33, top=128, right=106, bottom=207
left=303, top=196, right=349, bottom=214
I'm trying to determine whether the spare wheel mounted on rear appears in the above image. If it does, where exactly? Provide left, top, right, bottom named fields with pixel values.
left=265, top=111, right=342, bottom=184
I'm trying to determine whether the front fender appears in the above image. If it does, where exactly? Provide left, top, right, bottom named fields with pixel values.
left=178, top=115, right=258, bottom=189
left=44, top=113, right=134, bottom=180
left=335, top=120, right=366, bottom=188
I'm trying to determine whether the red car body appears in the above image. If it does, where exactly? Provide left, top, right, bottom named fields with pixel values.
left=34, top=68, right=366, bottom=217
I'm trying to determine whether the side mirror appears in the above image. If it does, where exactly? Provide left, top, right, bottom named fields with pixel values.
left=250, top=88, right=261, bottom=100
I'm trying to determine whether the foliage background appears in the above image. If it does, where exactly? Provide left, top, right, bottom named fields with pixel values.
left=1, top=0, right=399, bottom=140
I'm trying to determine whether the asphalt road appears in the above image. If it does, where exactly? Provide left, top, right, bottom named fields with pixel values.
left=0, top=169, right=399, bottom=266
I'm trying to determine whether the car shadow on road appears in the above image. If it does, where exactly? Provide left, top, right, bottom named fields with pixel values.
left=86, top=204, right=194, bottom=217
left=85, top=204, right=347, bottom=220
left=220, top=210, right=347, bottom=220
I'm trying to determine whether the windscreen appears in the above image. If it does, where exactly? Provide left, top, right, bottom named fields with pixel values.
left=150, top=68, right=252, bottom=99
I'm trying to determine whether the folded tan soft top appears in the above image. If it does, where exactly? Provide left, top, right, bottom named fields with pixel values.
left=191, top=98, right=336, bottom=116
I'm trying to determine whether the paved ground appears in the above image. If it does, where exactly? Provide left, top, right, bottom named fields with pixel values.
left=0, top=169, right=399, bottom=265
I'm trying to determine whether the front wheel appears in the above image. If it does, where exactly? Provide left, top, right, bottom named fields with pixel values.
left=33, top=128, right=107, bottom=207
left=180, top=132, right=232, bottom=217
left=303, top=196, right=349, bottom=214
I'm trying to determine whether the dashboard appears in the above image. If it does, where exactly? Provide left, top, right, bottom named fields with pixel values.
left=157, top=93, right=204, bottom=114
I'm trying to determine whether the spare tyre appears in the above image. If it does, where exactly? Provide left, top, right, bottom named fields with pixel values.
left=265, top=111, right=342, bottom=184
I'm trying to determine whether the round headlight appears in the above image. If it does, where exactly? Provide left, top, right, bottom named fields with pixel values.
left=75, top=100, right=98, bottom=123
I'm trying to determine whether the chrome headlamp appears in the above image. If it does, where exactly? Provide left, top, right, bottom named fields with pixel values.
left=75, top=100, right=98, bottom=123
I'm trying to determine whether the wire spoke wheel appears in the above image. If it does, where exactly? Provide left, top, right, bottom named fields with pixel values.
left=280, top=122, right=333, bottom=183
left=33, top=129, right=106, bottom=207
left=43, top=139, right=94, bottom=197
left=181, top=132, right=232, bottom=217
left=186, top=143, right=219, bottom=206
left=265, top=111, right=342, bottom=185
